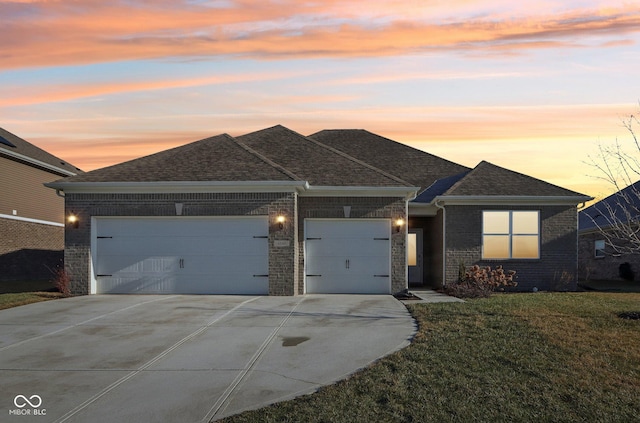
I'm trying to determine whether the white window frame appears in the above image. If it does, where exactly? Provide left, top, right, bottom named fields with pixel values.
left=594, top=239, right=606, bottom=258
left=482, top=210, right=540, bottom=260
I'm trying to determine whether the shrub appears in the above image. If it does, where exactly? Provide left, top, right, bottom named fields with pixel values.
left=52, top=267, right=71, bottom=297
left=445, top=265, right=517, bottom=299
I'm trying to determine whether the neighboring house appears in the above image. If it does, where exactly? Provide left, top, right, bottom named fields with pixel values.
left=0, top=128, right=81, bottom=283
left=578, top=181, right=640, bottom=281
left=46, top=125, right=591, bottom=295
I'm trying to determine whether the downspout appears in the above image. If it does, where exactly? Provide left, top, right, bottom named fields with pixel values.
left=435, top=199, right=446, bottom=287
left=55, top=189, right=65, bottom=198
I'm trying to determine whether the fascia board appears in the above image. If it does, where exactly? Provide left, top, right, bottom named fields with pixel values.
left=1, top=149, right=77, bottom=177
left=300, top=185, right=420, bottom=199
left=408, top=202, right=439, bottom=216
left=44, top=180, right=310, bottom=194
left=432, top=195, right=594, bottom=206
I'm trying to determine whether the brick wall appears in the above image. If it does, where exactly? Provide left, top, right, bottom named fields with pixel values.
left=578, top=231, right=637, bottom=281
left=64, top=192, right=297, bottom=295
left=0, top=217, right=63, bottom=282
left=444, top=205, right=579, bottom=291
left=297, top=196, right=407, bottom=294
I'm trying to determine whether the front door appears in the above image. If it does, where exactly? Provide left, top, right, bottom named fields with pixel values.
left=408, top=229, right=423, bottom=284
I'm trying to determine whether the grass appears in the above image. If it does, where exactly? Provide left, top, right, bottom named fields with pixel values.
left=220, top=292, right=640, bottom=423
left=0, top=279, right=57, bottom=294
left=0, top=291, right=63, bottom=311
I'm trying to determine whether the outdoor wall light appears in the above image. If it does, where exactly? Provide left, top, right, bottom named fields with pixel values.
left=68, top=213, right=79, bottom=228
left=276, top=215, right=286, bottom=230
left=394, top=218, right=405, bottom=233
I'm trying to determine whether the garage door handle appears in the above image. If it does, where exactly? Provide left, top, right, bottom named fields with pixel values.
left=306, top=274, right=322, bottom=277
left=374, top=275, right=389, bottom=277
left=306, top=237, right=322, bottom=240
left=374, top=237, right=389, bottom=240
left=253, top=236, right=268, bottom=239
left=97, top=274, right=112, bottom=277
left=253, top=274, right=269, bottom=277
left=179, top=259, right=184, bottom=268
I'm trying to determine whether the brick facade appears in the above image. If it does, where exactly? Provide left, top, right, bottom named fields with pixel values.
left=0, top=217, right=63, bottom=282
left=63, top=192, right=408, bottom=296
left=64, top=192, right=297, bottom=295
left=443, top=204, right=579, bottom=291
left=578, top=231, right=637, bottom=281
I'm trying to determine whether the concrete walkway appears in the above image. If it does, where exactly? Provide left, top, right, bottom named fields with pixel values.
left=408, top=289, right=465, bottom=303
left=0, top=295, right=415, bottom=422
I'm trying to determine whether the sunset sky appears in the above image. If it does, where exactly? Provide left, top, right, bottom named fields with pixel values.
left=3, top=0, right=640, bottom=201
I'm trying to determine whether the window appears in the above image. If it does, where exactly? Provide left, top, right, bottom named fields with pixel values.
left=482, top=211, right=540, bottom=259
left=595, top=239, right=605, bottom=258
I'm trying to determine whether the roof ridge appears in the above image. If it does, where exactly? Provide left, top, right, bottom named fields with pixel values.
left=231, top=134, right=302, bottom=181
left=302, top=130, right=414, bottom=187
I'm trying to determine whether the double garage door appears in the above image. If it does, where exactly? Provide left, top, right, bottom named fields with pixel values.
left=93, top=217, right=268, bottom=294
left=92, top=217, right=392, bottom=295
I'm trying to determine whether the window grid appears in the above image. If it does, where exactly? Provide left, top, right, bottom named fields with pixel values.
left=482, top=211, right=540, bottom=260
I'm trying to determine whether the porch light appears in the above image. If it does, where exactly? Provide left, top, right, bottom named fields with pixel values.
left=276, top=215, right=286, bottom=230
left=394, top=218, right=405, bottom=233
left=68, top=213, right=79, bottom=228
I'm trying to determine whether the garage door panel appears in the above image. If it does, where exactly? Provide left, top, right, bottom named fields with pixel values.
left=305, top=256, right=389, bottom=275
left=306, top=220, right=390, bottom=239
left=306, top=275, right=389, bottom=294
left=306, top=239, right=389, bottom=257
left=305, top=219, right=391, bottom=294
left=94, top=217, right=268, bottom=294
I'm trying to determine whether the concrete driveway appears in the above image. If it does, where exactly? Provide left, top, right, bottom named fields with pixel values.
left=0, top=295, right=415, bottom=422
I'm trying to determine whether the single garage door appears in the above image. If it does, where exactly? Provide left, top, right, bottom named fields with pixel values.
left=93, top=217, right=269, bottom=294
left=305, top=219, right=391, bottom=294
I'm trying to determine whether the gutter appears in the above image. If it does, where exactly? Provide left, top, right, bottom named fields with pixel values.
left=44, top=180, right=311, bottom=194
left=1, top=149, right=77, bottom=177
left=435, top=199, right=446, bottom=288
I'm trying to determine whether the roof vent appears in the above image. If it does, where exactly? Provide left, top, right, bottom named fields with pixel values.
left=0, top=135, right=16, bottom=148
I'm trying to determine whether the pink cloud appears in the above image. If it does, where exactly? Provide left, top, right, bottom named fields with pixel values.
left=1, top=1, right=639, bottom=69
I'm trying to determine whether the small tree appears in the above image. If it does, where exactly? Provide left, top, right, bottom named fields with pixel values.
left=588, top=109, right=640, bottom=255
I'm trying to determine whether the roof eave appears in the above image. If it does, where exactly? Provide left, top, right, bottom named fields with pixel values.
left=432, top=195, right=594, bottom=206
left=1, top=148, right=77, bottom=176
left=45, top=180, right=310, bottom=194
left=301, top=185, right=419, bottom=199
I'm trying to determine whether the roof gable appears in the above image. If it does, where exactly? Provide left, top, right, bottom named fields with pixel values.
left=0, top=127, right=81, bottom=176
left=445, top=161, right=588, bottom=197
left=579, top=180, right=640, bottom=231
left=237, top=125, right=410, bottom=187
left=60, top=133, right=298, bottom=183
left=308, top=129, right=470, bottom=192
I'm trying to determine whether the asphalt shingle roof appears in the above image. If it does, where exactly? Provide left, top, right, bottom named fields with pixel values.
left=579, top=181, right=640, bottom=231
left=445, top=161, right=588, bottom=197
left=308, top=129, right=470, bottom=192
left=237, top=125, right=411, bottom=187
left=0, top=127, right=81, bottom=175
left=60, top=133, right=298, bottom=183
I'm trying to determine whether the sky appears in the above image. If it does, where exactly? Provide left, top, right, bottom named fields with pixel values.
left=2, top=0, right=640, bottom=201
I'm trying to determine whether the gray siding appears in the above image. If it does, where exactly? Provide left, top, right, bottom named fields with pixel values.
left=1, top=156, right=65, bottom=224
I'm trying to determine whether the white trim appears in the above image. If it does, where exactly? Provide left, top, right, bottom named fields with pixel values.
left=0, top=213, right=64, bottom=227
left=433, top=195, right=592, bottom=206
left=0, top=149, right=77, bottom=176
left=408, top=202, right=439, bottom=216
left=45, top=180, right=310, bottom=194
left=301, top=185, right=419, bottom=199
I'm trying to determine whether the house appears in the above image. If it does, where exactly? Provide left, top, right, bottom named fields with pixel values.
left=578, top=181, right=640, bottom=281
left=45, top=125, right=591, bottom=295
left=0, top=128, right=81, bottom=283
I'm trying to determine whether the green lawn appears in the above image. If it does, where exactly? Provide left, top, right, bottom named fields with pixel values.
left=0, top=292, right=63, bottom=310
left=221, top=293, right=640, bottom=423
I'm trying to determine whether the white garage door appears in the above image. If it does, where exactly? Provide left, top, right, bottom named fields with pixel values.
left=93, top=217, right=269, bottom=294
left=305, top=219, right=391, bottom=294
